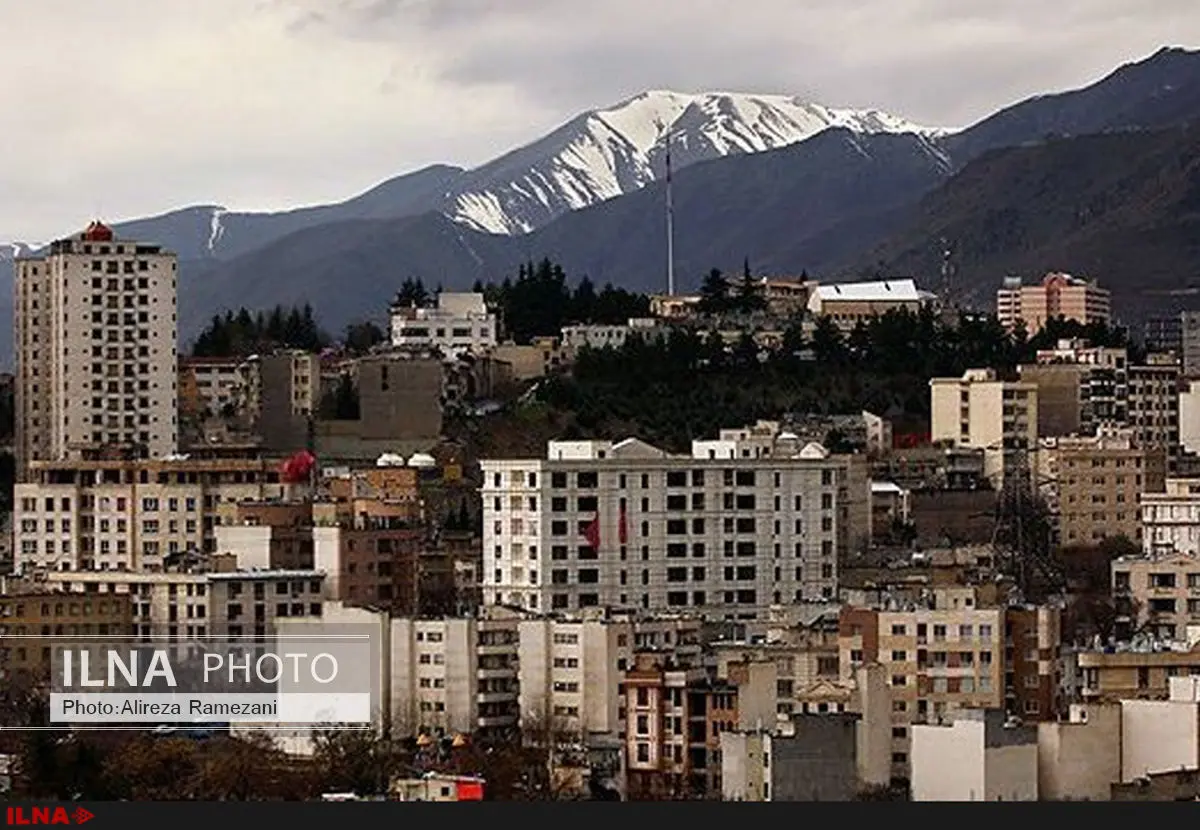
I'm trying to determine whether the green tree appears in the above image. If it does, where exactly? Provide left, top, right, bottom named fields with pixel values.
left=697, top=269, right=730, bottom=314
left=734, top=258, right=766, bottom=313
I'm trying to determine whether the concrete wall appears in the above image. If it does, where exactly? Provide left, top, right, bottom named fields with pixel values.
left=1037, top=703, right=1122, bottom=801
left=1121, top=699, right=1200, bottom=782
left=911, top=719, right=986, bottom=801
left=772, top=716, right=860, bottom=802
left=984, top=743, right=1038, bottom=801
left=855, top=663, right=892, bottom=788
left=719, top=732, right=765, bottom=801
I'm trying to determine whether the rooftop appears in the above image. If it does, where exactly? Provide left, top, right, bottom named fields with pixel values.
left=811, top=279, right=933, bottom=304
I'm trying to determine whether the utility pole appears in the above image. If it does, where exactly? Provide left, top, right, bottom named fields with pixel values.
left=665, top=138, right=675, bottom=297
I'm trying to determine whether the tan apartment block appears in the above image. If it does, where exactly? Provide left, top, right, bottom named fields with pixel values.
left=929, top=369, right=1037, bottom=489
left=389, top=609, right=520, bottom=741
left=1112, top=552, right=1200, bottom=640
left=997, top=272, right=1111, bottom=334
left=14, top=457, right=288, bottom=572
left=15, top=222, right=179, bottom=479
left=839, top=605, right=1006, bottom=781
left=1033, top=428, right=1165, bottom=547
left=0, top=590, right=134, bottom=680
left=1078, top=645, right=1200, bottom=701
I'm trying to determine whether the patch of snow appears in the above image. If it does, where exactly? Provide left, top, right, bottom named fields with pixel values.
left=447, top=90, right=954, bottom=236
left=207, top=207, right=227, bottom=253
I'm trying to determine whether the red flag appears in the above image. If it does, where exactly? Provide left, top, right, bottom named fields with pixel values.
left=584, top=514, right=601, bottom=551
left=619, top=504, right=628, bottom=545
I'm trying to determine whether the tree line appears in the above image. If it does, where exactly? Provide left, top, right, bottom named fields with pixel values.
left=473, top=259, right=650, bottom=345
left=536, top=309, right=1135, bottom=453
left=191, top=304, right=330, bottom=357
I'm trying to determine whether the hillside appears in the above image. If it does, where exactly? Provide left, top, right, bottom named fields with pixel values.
left=856, top=125, right=1200, bottom=324
left=177, top=129, right=953, bottom=341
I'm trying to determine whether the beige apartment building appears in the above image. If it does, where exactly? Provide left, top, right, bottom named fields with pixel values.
left=516, top=609, right=702, bottom=742
left=480, top=427, right=868, bottom=620
left=42, top=563, right=326, bottom=642
left=13, top=457, right=287, bottom=572
left=258, top=351, right=320, bottom=453
left=390, top=610, right=521, bottom=740
left=389, top=292, right=497, bottom=357
left=839, top=603, right=1007, bottom=780
left=929, top=369, right=1038, bottom=489
left=1141, top=478, right=1200, bottom=557
left=996, top=272, right=1111, bottom=334
left=1033, top=427, right=1165, bottom=547
left=1112, top=552, right=1200, bottom=640
left=1078, top=644, right=1200, bottom=701
left=14, top=221, right=179, bottom=479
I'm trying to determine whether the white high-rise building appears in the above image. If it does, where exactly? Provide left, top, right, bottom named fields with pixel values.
left=480, top=425, right=862, bottom=620
left=14, top=221, right=179, bottom=479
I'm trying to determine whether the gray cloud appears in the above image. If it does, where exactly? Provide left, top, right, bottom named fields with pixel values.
left=2, top=0, right=1199, bottom=240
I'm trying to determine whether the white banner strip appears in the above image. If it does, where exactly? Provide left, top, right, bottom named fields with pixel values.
left=49, top=693, right=372, bottom=724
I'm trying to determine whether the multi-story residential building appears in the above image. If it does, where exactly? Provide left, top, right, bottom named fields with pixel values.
left=806, top=279, right=936, bottom=333
left=516, top=609, right=702, bottom=742
left=1019, top=340, right=1128, bottom=438
left=13, top=457, right=287, bottom=572
left=480, top=428, right=865, bottom=620
left=389, top=292, right=496, bottom=356
left=1004, top=605, right=1063, bottom=721
left=839, top=602, right=1007, bottom=780
left=1182, top=311, right=1200, bottom=378
left=1111, top=552, right=1200, bottom=640
left=42, top=563, right=326, bottom=642
left=206, top=570, right=326, bottom=641
left=1143, top=314, right=1184, bottom=361
left=390, top=609, right=521, bottom=740
left=929, top=368, right=1038, bottom=489
left=995, top=272, right=1111, bottom=334
left=14, top=221, right=179, bottom=478
left=1078, top=643, right=1200, bottom=702
left=712, top=605, right=842, bottom=718
left=620, top=651, right=772, bottom=799
left=1128, top=359, right=1181, bottom=461
left=0, top=590, right=134, bottom=679
left=560, top=318, right=663, bottom=353
left=1141, top=478, right=1200, bottom=557
left=178, top=356, right=248, bottom=420
left=258, top=351, right=319, bottom=454
left=1032, top=427, right=1165, bottom=547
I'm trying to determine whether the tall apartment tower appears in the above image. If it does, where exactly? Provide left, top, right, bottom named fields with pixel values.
left=14, top=221, right=179, bottom=479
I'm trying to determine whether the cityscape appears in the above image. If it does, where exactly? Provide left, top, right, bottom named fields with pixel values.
left=3, top=4, right=1200, bottom=806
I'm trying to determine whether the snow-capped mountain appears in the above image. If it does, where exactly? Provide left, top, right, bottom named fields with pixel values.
left=442, top=90, right=945, bottom=234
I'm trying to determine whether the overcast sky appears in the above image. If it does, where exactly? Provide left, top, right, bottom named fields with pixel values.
left=2, top=0, right=1198, bottom=241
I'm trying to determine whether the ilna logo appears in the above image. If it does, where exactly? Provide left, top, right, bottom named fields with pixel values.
left=5, top=807, right=94, bottom=825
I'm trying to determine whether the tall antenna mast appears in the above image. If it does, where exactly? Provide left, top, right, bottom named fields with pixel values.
left=665, top=138, right=675, bottom=296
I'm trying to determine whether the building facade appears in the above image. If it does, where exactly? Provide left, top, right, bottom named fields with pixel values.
left=389, top=292, right=496, bottom=356
left=929, top=369, right=1038, bottom=489
left=14, top=222, right=179, bottom=478
left=996, top=272, right=1111, bottom=335
left=480, top=431, right=862, bottom=620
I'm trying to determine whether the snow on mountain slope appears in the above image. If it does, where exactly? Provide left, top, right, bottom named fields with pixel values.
left=444, top=90, right=945, bottom=234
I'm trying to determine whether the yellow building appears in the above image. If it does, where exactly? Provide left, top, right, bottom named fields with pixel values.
left=929, top=369, right=1038, bottom=489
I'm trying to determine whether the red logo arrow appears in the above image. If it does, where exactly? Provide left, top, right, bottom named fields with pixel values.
left=71, top=809, right=94, bottom=825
